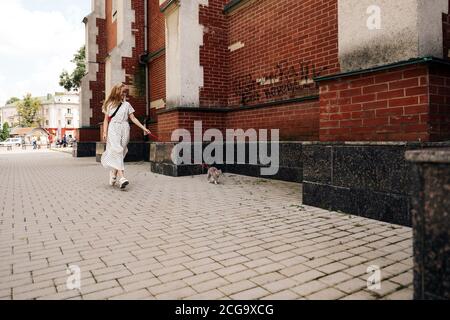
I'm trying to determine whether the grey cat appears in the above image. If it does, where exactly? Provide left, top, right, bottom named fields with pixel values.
left=207, top=167, right=223, bottom=184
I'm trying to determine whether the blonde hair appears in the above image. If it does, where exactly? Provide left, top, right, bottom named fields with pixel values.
left=102, top=83, right=125, bottom=114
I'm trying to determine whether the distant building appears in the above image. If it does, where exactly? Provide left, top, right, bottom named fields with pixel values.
left=0, top=102, right=20, bottom=127
left=0, top=92, right=80, bottom=139
left=41, top=93, right=80, bottom=140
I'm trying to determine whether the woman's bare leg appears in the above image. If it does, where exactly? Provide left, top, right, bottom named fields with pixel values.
left=117, top=170, right=125, bottom=179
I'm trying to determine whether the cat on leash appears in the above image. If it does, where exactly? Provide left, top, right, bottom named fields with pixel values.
left=203, top=164, right=222, bottom=185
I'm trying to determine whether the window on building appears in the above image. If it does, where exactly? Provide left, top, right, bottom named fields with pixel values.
left=67, top=108, right=71, bottom=114
left=67, top=119, right=72, bottom=126
left=45, top=120, right=49, bottom=126
left=112, top=0, right=118, bottom=20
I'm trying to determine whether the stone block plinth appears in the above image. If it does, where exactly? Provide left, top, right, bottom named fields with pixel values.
left=406, top=148, right=450, bottom=300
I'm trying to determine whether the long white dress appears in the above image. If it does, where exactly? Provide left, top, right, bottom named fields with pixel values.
left=101, top=101, right=135, bottom=171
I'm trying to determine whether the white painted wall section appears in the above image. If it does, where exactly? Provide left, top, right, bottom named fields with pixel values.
left=338, top=0, right=449, bottom=72
left=80, top=0, right=105, bottom=127
left=165, top=0, right=208, bottom=108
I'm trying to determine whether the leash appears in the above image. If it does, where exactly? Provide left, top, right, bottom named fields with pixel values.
left=145, top=132, right=159, bottom=141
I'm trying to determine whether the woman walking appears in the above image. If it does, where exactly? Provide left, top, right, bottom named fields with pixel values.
left=101, top=83, right=151, bottom=189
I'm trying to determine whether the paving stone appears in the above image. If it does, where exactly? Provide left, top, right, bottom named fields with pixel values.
left=389, top=272, right=413, bottom=287
left=0, top=151, right=413, bottom=301
left=261, top=290, right=298, bottom=300
left=155, top=287, right=197, bottom=300
left=83, top=287, right=124, bottom=300
left=317, top=262, right=348, bottom=274
left=192, top=277, right=229, bottom=293
left=292, top=270, right=325, bottom=284
left=109, top=289, right=153, bottom=300
left=292, top=280, right=328, bottom=297
left=230, top=287, right=270, bottom=300
left=383, top=288, right=414, bottom=300
left=219, top=280, right=257, bottom=296
left=335, top=278, right=368, bottom=294
left=306, top=288, right=346, bottom=300
left=340, top=291, right=377, bottom=300
left=184, top=289, right=226, bottom=300
left=13, top=286, right=57, bottom=300
left=262, top=278, right=298, bottom=294
left=250, top=272, right=285, bottom=286
left=319, top=272, right=354, bottom=286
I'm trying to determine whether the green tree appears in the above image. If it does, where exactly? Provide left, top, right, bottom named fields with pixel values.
left=0, top=122, right=10, bottom=141
left=6, top=97, right=20, bottom=105
left=59, top=46, right=86, bottom=92
left=16, top=94, right=42, bottom=128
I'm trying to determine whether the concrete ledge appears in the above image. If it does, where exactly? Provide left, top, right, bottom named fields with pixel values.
left=406, top=148, right=450, bottom=163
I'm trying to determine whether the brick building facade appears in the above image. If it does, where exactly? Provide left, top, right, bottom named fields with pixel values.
left=73, top=0, right=450, bottom=300
left=78, top=0, right=450, bottom=144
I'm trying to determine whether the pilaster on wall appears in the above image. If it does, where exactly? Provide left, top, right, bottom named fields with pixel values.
left=90, top=1, right=107, bottom=130
left=80, top=0, right=106, bottom=130
left=199, top=0, right=229, bottom=108
left=163, top=0, right=209, bottom=108
left=105, top=0, right=136, bottom=96
left=443, top=0, right=450, bottom=59
left=338, top=0, right=449, bottom=72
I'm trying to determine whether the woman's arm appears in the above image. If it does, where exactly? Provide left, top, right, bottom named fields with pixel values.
left=103, top=113, right=109, bottom=141
left=129, top=113, right=151, bottom=135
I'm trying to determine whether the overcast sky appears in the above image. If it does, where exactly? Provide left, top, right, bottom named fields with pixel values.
left=0, top=0, right=91, bottom=105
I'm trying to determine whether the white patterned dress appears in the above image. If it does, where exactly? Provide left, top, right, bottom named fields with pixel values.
left=101, top=101, right=135, bottom=171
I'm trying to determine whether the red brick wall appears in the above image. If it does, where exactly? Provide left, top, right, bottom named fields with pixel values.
left=226, top=102, right=320, bottom=141
left=150, top=0, right=165, bottom=52
left=199, top=0, right=229, bottom=108
left=106, top=0, right=118, bottom=53
left=429, top=64, right=450, bottom=141
left=90, top=17, right=107, bottom=128
left=319, top=64, right=431, bottom=142
left=149, top=56, right=166, bottom=103
left=157, top=110, right=226, bottom=142
left=149, top=0, right=166, bottom=111
left=76, top=128, right=100, bottom=142
left=153, top=98, right=319, bottom=142
left=122, top=0, right=147, bottom=124
left=226, top=0, right=339, bottom=107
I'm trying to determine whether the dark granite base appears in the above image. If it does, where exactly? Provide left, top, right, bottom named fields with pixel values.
left=72, top=142, right=96, bottom=158
left=221, top=164, right=302, bottom=183
left=148, top=142, right=303, bottom=183
left=150, top=162, right=204, bottom=177
left=303, top=182, right=410, bottom=226
left=96, top=142, right=151, bottom=163
left=302, top=142, right=450, bottom=227
left=407, top=149, right=450, bottom=300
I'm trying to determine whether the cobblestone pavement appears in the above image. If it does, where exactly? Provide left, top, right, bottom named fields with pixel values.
left=0, top=150, right=413, bottom=300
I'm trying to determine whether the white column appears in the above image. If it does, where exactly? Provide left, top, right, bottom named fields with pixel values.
left=105, top=0, right=136, bottom=96
left=164, top=0, right=208, bottom=108
left=80, top=0, right=105, bottom=127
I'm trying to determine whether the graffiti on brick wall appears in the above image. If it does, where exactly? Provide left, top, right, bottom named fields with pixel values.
left=232, top=74, right=261, bottom=105
left=232, top=60, right=327, bottom=105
